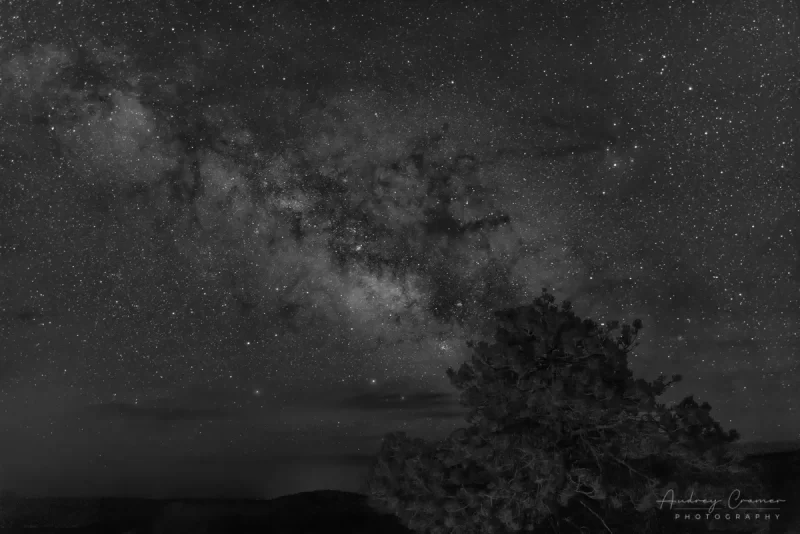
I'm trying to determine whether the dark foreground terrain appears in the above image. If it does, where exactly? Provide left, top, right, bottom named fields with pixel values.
left=1, top=443, right=798, bottom=533
left=0, top=490, right=413, bottom=534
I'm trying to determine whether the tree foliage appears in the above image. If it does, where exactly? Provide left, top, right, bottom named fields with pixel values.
left=363, top=289, right=766, bottom=533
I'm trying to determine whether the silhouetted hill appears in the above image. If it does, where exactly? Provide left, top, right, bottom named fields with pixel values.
left=0, top=489, right=412, bottom=533
left=1, top=443, right=799, bottom=533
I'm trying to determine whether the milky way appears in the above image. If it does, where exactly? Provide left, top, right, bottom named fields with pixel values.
left=0, top=0, right=798, bottom=499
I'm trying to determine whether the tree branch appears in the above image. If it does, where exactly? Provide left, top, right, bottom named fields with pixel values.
left=578, top=498, right=613, bottom=534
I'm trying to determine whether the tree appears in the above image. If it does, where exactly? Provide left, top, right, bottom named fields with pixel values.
left=362, top=289, right=766, bottom=534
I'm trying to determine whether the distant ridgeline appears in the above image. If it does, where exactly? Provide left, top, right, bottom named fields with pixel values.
left=732, top=440, right=800, bottom=457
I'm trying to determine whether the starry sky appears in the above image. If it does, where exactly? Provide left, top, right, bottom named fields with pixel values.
left=0, top=0, right=798, bottom=499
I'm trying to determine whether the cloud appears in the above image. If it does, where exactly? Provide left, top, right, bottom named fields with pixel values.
left=85, top=401, right=231, bottom=423
left=337, top=376, right=464, bottom=421
left=341, top=389, right=455, bottom=412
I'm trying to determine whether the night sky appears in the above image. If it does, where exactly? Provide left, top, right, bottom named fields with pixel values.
left=1, top=0, right=798, bottom=500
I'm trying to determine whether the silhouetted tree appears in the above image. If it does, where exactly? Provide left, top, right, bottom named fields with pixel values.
left=362, top=289, right=766, bottom=534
